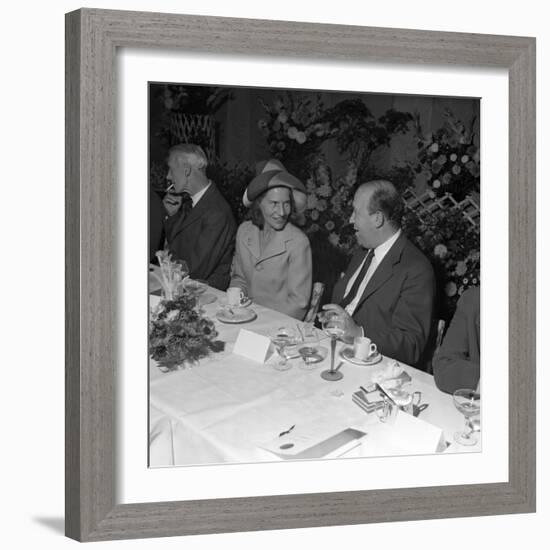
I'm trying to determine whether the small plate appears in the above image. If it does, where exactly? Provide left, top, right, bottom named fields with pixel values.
left=184, top=279, right=207, bottom=295
left=339, top=346, right=382, bottom=366
left=216, top=307, right=257, bottom=324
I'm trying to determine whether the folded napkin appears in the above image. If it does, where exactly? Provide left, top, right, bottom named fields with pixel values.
left=372, top=361, right=412, bottom=389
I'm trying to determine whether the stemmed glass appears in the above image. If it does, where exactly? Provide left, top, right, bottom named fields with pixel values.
left=452, top=389, right=481, bottom=445
left=270, top=327, right=298, bottom=371
left=319, top=311, right=346, bottom=381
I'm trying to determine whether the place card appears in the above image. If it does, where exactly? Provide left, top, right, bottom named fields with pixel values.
left=232, top=329, right=272, bottom=363
left=386, top=410, right=447, bottom=454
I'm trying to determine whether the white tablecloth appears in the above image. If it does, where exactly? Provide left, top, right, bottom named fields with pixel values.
left=149, top=287, right=478, bottom=466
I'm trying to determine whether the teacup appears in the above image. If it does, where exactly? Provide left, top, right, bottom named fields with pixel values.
left=227, top=287, right=246, bottom=307
left=353, top=336, right=377, bottom=361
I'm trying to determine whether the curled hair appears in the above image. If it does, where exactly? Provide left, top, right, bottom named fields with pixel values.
left=248, top=187, right=297, bottom=230
left=168, top=143, right=208, bottom=173
left=361, top=180, right=403, bottom=228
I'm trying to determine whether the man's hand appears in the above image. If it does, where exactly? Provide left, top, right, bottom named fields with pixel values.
left=321, top=304, right=362, bottom=340
left=163, top=193, right=183, bottom=217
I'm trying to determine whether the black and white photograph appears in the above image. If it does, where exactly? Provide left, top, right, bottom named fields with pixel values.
left=148, top=82, right=481, bottom=467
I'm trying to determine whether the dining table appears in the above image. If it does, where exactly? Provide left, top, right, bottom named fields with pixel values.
left=149, top=282, right=480, bottom=467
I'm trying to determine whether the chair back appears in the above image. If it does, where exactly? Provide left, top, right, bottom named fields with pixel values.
left=303, top=282, right=325, bottom=323
left=425, top=319, right=446, bottom=374
left=435, top=319, right=446, bottom=351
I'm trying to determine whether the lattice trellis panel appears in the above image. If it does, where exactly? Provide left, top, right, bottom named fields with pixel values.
left=402, top=188, right=480, bottom=228
left=169, top=113, right=216, bottom=159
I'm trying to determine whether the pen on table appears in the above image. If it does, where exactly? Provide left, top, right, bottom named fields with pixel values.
left=279, top=424, right=295, bottom=437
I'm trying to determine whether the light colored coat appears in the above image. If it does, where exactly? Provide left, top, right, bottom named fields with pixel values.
left=230, top=221, right=312, bottom=320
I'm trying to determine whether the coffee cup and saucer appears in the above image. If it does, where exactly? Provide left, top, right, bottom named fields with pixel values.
left=225, top=287, right=252, bottom=308
left=339, top=336, right=382, bottom=366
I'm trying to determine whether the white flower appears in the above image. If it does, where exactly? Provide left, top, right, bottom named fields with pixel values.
left=461, top=154, right=469, bottom=163
left=434, top=244, right=448, bottom=258
left=310, top=209, right=320, bottom=221
left=452, top=164, right=461, bottom=175
left=317, top=183, right=332, bottom=198
left=287, top=126, right=298, bottom=139
left=432, top=179, right=441, bottom=188
left=278, top=112, right=288, bottom=124
left=328, top=233, right=340, bottom=247
left=307, top=195, right=319, bottom=210
left=296, top=131, right=306, bottom=144
left=166, top=309, right=178, bottom=321
left=450, top=153, right=457, bottom=162
left=309, top=223, right=320, bottom=232
left=455, top=261, right=468, bottom=276
left=430, top=143, right=439, bottom=153
left=325, top=220, right=335, bottom=231
left=427, top=190, right=436, bottom=199
left=445, top=282, right=457, bottom=297
left=316, top=199, right=327, bottom=212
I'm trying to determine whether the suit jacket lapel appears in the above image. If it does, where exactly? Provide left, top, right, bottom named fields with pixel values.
left=333, top=248, right=366, bottom=303
left=242, top=225, right=261, bottom=261
left=242, top=223, right=292, bottom=264
left=169, top=184, right=215, bottom=239
left=354, top=233, right=407, bottom=310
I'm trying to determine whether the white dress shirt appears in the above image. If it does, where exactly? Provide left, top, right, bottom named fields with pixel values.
left=344, top=229, right=402, bottom=316
left=190, top=181, right=211, bottom=207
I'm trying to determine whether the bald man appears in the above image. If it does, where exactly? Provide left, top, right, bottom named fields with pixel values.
left=323, top=180, right=435, bottom=367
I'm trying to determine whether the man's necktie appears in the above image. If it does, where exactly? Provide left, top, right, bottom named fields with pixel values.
left=339, top=249, right=374, bottom=309
left=180, top=192, right=193, bottom=217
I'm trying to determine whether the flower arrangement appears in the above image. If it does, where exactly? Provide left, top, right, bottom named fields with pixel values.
left=303, top=159, right=358, bottom=254
left=402, top=207, right=480, bottom=320
left=257, top=92, right=329, bottom=181
left=207, top=160, right=255, bottom=225
left=412, top=109, right=480, bottom=201
left=149, top=294, right=224, bottom=371
left=149, top=251, right=225, bottom=370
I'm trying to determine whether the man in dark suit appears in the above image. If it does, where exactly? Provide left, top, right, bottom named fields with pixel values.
left=323, top=180, right=435, bottom=367
left=149, top=188, right=165, bottom=264
left=163, top=144, right=236, bottom=290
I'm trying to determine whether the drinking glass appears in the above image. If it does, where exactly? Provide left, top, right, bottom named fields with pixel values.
left=319, top=311, right=345, bottom=381
left=452, top=389, right=481, bottom=445
left=270, top=327, right=298, bottom=371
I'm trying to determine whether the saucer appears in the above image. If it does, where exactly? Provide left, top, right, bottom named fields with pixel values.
left=339, top=346, right=382, bottom=366
left=216, top=307, right=257, bottom=324
left=223, top=298, right=252, bottom=308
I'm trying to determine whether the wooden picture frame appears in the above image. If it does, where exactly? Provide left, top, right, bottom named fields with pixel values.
left=65, top=8, right=535, bottom=542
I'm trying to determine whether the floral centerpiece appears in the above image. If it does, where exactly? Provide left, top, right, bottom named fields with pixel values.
left=149, top=251, right=224, bottom=371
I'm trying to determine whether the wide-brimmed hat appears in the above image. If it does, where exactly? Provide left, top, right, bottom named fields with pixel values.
left=243, top=159, right=307, bottom=213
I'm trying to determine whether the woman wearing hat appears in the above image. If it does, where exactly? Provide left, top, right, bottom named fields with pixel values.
left=230, top=160, right=312, bottom=320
